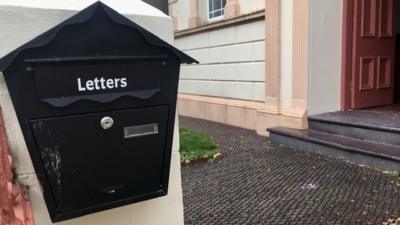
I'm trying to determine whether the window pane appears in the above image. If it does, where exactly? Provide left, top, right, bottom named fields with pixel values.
left=208, top=0, right=226, bottom=19
left=213, top=0, right=221, bottom=10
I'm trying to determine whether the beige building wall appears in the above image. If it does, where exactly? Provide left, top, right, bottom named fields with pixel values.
left=170, top=0, right=270, bottom=135
left=170, top=0, right=312, bottom=135
left=0, top=1, right=184, bottom=225
left=169, top=0, right=265, bottom=31
left=169, top=0, right=190, bottom=31
left=172, top=0, right=345, bottom=134
left=176, top=20, right=266, bottom=101
left=239, top=0, right=265, bottom=14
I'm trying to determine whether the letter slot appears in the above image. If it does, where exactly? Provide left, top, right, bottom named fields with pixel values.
left=124, top=123, right=159, bottom=138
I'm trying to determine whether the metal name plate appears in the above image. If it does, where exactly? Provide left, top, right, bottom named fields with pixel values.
left=124, top=123, right=159, bottom=138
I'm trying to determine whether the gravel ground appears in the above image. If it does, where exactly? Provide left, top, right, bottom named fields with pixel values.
left=180, top=116, right=400, bottom=225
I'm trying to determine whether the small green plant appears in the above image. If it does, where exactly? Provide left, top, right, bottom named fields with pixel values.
left=179, top=128, right=219, bottom=164
left=393, top=171, right=400, bottom=177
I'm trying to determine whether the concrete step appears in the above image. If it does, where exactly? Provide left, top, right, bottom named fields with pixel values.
left=268, top=127, right=400, bottom=171
left=309, top=111, right=400, bottom=145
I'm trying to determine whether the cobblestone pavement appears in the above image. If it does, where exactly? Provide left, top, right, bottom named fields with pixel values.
left=179, top=116, right=400, bottom=225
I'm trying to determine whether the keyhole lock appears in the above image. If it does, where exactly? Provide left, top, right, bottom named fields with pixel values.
left=100, top=116, right=114, bottom=129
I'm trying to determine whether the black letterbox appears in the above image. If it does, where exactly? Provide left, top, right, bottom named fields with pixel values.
left=0, top=2, right=196, bottom=222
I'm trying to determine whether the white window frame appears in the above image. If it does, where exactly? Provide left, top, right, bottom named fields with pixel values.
left=207, top=0, right=226, bottom=22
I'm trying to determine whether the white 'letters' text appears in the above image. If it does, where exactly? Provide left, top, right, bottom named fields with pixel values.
left=78, top=77, right=128, bottom=92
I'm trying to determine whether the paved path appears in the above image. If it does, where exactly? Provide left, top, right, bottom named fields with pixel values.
left=180, top=117, right=400, bottom=225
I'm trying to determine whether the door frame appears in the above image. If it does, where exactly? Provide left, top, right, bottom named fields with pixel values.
left=341, top=0, right=354, bottom=110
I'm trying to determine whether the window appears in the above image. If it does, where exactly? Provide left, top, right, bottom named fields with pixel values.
left=207, top=0, right=226, bottom=21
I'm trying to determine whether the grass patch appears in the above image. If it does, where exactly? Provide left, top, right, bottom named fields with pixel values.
left=179, top=128, right=220, bottom=164
left=393, top=171, right=400, bottom=177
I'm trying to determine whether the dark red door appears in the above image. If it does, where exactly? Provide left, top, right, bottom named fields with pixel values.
left=351, top=0, right=395, bottom=108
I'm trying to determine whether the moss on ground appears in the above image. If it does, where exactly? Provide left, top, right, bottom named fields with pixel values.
left=179, top=128, right=220, bottom=164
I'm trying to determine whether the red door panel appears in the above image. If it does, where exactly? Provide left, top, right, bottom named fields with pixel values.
left=351, top=0, right=395, bottom=109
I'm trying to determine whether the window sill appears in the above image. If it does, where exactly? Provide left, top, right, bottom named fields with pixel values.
left=174, top=10, right=265, bottom=38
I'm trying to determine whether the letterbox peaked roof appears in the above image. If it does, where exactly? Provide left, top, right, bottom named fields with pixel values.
left=0, top=1, right=198, bottom=71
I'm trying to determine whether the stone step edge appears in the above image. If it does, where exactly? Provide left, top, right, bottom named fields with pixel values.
left=267, top=127, right=400, bottom=163
left=308, top=116, right=400, bottom=134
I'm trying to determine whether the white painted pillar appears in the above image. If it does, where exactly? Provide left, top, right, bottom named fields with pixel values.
left=280, top=0, right=293, bottom=107
left=0, top=1, right=184, bottom=225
